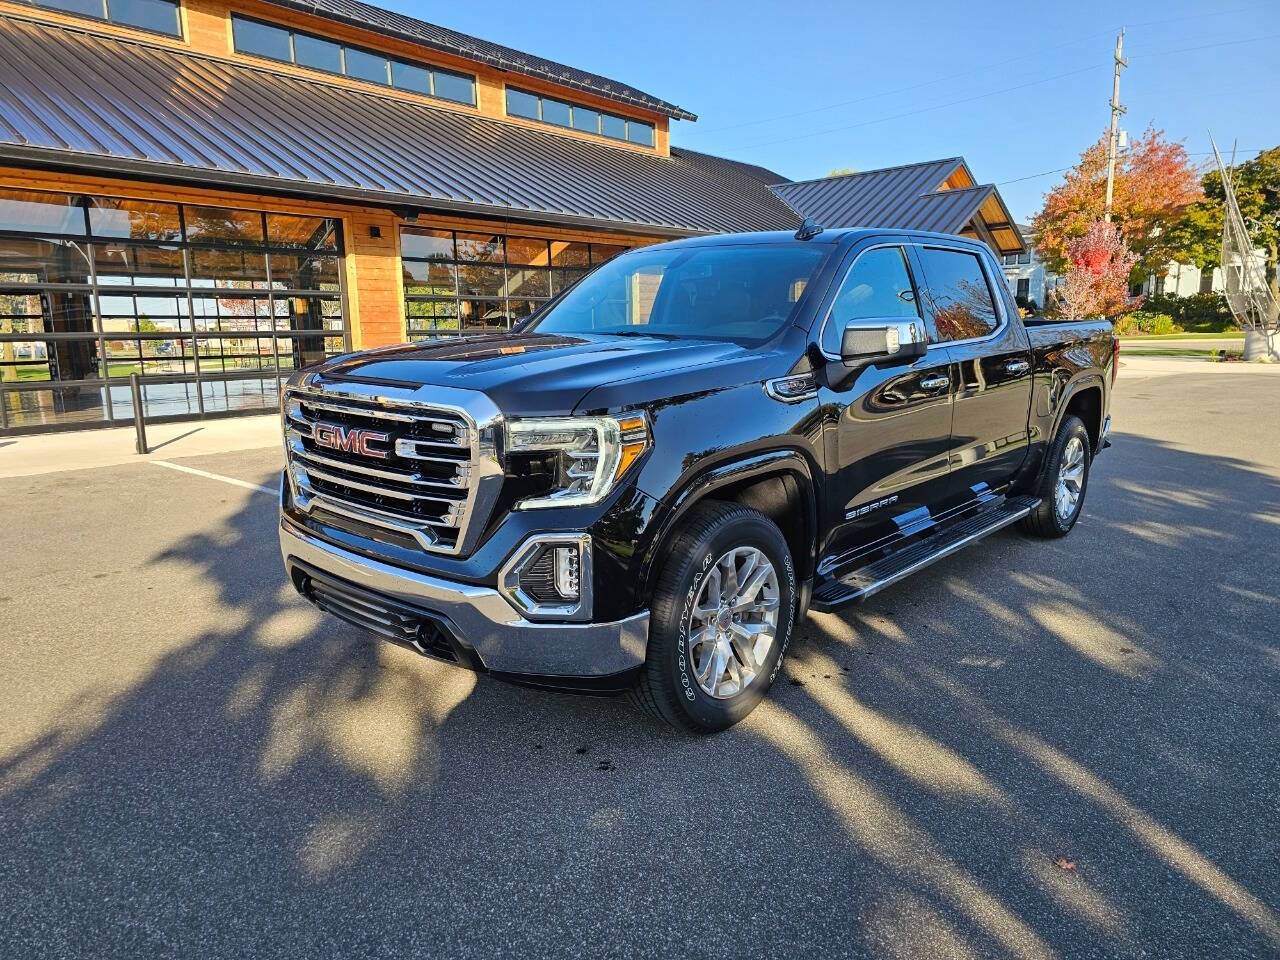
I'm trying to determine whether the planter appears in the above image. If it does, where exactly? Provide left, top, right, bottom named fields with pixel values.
left=1242, top=329, right=1279, bottom=361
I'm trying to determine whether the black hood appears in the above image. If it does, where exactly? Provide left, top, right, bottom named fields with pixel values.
left=312, top=332, right=794, bottom=416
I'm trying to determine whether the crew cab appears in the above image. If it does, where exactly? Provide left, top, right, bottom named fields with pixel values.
left=278, top=227, right=1116, bottom=731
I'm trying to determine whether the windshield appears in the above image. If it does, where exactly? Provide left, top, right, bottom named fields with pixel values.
left=523, top=243, right=829, bottom=345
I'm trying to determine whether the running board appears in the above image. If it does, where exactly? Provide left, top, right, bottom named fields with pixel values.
left=810, top=495, right=1040, bottom=612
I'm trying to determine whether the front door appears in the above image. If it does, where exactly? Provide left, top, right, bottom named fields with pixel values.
left=910, top=244, right=1033, bottom=505
left=815, top=242, right=956, bottom=569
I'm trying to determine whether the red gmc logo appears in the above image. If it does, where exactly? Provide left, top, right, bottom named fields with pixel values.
left=313, top=422, right=390, bottom=459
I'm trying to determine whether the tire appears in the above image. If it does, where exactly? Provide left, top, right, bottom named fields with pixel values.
left=631, top=501, right=797, bottom=733
left=1021, top=414, right=1093, bottom=538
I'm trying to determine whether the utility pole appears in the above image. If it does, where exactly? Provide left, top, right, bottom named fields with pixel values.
left=1104, top=28, right=1127, bottom=222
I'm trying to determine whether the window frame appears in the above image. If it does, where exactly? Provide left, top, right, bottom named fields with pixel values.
left=911, top=243, right=1010, bottom=347
left=399, top=227, right=625, bottom=341
left=815, top=241, right=923, bottom=361
left=230, top=15, right=477, bottom=107
left=503, top=85, right=657, bottom=148
left=28, top=0, right=183, bottom=38
left=0, top=192, right=349, bottom=432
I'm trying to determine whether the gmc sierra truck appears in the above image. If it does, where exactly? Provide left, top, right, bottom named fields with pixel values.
left=278, top=226, right=1116, bottom=732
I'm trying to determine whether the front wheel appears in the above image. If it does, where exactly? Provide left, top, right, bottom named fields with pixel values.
left=632, top=501, right=797, bottom=733
left=1022, top=414, right=1093, bottom=538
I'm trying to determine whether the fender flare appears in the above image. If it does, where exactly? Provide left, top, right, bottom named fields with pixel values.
left=1052, top=372, right=1105, bottom=445
left=639, top=448, right=820, bottom=598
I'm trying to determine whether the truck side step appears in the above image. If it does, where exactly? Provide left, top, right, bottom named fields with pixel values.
left=810, top=495, right=1040, bottom=612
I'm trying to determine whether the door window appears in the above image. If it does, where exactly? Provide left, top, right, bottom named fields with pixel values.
left=916, top=247, right=1000, bottom=342
left=821, top=246, right=918, bottom=355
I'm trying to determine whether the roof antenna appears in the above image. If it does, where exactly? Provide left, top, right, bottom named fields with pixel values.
left=795, top=217, right=824, bottom=241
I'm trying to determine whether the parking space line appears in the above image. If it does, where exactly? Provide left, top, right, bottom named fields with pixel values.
left=151, top=459, right=275, bottom=496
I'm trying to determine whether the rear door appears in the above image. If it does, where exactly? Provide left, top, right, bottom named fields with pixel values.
left=815, top=241, right=955, bottom=566
left=910, top=244, right=1033, bottom=505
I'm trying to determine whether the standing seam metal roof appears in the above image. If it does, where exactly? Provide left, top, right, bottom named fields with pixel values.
left=769, top=158, right=1024, bottom=252
left=261, top=0, right=698, bottom=122
left=770, top=159, right=968, bottom=228
left=0, top=18, right=792, bottom=236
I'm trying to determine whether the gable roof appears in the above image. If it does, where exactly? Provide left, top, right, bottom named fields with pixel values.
left=771, top=158, right=1025, bottom=254
left=262, top=0, right=697, bottom=122
left=0, top=18, right=791, bottom=236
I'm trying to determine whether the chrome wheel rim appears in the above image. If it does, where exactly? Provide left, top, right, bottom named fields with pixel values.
left=1055, top=436, right=1086, bottom=522
left=688, top=547, right=780, bottom=699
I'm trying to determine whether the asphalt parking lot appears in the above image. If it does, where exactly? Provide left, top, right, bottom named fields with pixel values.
left=2, top=361, right=1278, bottom=959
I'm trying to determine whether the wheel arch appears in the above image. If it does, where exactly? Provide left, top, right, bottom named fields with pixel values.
left=640, top=449, right=819, bottom=602
left=1057, top=375, right=1105, bottom=452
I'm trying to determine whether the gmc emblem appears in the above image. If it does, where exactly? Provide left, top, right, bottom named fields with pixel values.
left=312, top=422, right=390, bottom=460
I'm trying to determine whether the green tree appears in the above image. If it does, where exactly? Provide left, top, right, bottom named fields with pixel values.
left=826, top=168, right=857, bottom=177
left=1165, top=145, right=1280, bottom=306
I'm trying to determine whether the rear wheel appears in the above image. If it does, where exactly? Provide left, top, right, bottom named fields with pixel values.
left=632, top=501, right=797, bottom=732
left=1022, top=414, right=1092, bottom=538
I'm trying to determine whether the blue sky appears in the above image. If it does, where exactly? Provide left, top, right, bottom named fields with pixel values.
left=391, top=0, right=1278, bottom=223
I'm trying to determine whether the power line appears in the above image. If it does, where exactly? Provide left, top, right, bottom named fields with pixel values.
left=694, top=27, right=1116, bottom=136
left=730, top=32, right=1280, bottom=153
left=689, top=2, right=1274, bottom=138
left=734, top=63, right=1107, bottom=151
left=995, top=150, right=1265, bottom=187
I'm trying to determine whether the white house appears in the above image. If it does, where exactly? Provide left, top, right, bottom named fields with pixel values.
left=1001, top=220, right=1267, bottom=306
left=1137, top=255, right=1267, bottom=298
left=999, top=224, right=1058, bottom=309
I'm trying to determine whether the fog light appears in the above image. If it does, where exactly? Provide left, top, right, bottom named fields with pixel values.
left=553, top=545, right=580, bottom=600
left=498, top=534, right=593, bottom=621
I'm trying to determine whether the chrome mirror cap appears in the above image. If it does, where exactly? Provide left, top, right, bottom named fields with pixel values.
left=840, top=317, right=927, bottom=362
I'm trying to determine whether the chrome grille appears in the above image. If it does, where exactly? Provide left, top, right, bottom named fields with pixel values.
left=283, top=385, right=497, bottom=555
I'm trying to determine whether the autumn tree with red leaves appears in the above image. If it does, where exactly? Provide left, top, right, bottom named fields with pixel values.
left=1051, top=220, right=1139, bottom=321
left=1033, top=126, right=1202, bottom=278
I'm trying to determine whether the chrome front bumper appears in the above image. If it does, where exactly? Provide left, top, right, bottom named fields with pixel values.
left=279, top=519, right=649, bottom=678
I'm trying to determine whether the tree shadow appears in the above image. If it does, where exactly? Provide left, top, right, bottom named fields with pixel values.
left=1, top=432, right=1277, bottom=958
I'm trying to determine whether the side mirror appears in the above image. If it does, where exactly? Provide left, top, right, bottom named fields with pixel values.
left=840, top=317, right=927, bottom=363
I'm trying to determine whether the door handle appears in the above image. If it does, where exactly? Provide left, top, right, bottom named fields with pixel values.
left=920, top=374, right=950, bottom=392
left=1005, top=359, right=1031, bottom=375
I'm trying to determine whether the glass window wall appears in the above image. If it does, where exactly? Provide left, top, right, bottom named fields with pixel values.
left=0, top=190, right=347, bottom=433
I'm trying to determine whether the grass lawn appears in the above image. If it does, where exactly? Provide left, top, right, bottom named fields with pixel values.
left=1121, top=331, right=1244, bottom=340
left=1122, top=348, right=1234, bottom=358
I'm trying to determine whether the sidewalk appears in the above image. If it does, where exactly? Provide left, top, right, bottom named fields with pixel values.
left=1118, top=354, right=1280, bottom=378
left=4, top=357, right=1275, bottom=478
left=0, top=414, right=281, bottom=478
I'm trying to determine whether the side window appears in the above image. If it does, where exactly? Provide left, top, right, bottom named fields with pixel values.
left=916, top=247, right=1000, bottom=342
left=822, top=246, right=918, bottom=355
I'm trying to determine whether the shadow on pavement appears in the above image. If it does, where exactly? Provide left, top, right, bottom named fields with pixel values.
left=1, top=433, right=1277, bottom=958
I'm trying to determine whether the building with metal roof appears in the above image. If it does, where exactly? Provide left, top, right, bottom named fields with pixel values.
left=0, top=18, right=793, bottom=238
left=772, top=158, right=1026, bottom=256
left=263, top=0, right=699, bottom=122
left=0, top=0, right=800, bottom=433
left=0, top=0, right=1020, bottom=435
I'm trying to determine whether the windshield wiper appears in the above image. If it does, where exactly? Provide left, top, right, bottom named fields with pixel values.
left=599, top=329, right=683, bottom=340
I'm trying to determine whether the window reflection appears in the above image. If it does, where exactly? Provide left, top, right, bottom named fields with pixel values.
left=916, top=248, right=1000, bottom=342
left=400, top=227, right=627, bottom=341
left=0, top=188, right=347, bottom=432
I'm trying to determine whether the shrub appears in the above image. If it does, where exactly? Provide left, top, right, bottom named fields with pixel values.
left=1179, top=292, right=1233, bottom=332
left=1141, top=292, right=1234, bottom=332
left=1114, top=311, right=1178, bottom=335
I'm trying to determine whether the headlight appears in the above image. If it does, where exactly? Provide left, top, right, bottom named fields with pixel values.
left=507, top=413, right=649, bottom=509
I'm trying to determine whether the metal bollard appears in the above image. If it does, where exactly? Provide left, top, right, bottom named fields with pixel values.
left=129, top=372, right=148, bottom=455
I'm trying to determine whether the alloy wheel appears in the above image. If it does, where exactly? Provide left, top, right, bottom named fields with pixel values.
left=688, top=546, right=780, bottom=699
left=1055, top=435, right=1086, bottom=522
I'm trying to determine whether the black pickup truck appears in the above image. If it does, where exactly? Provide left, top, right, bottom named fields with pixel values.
left=278, top=227, right=1116, bottom=731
